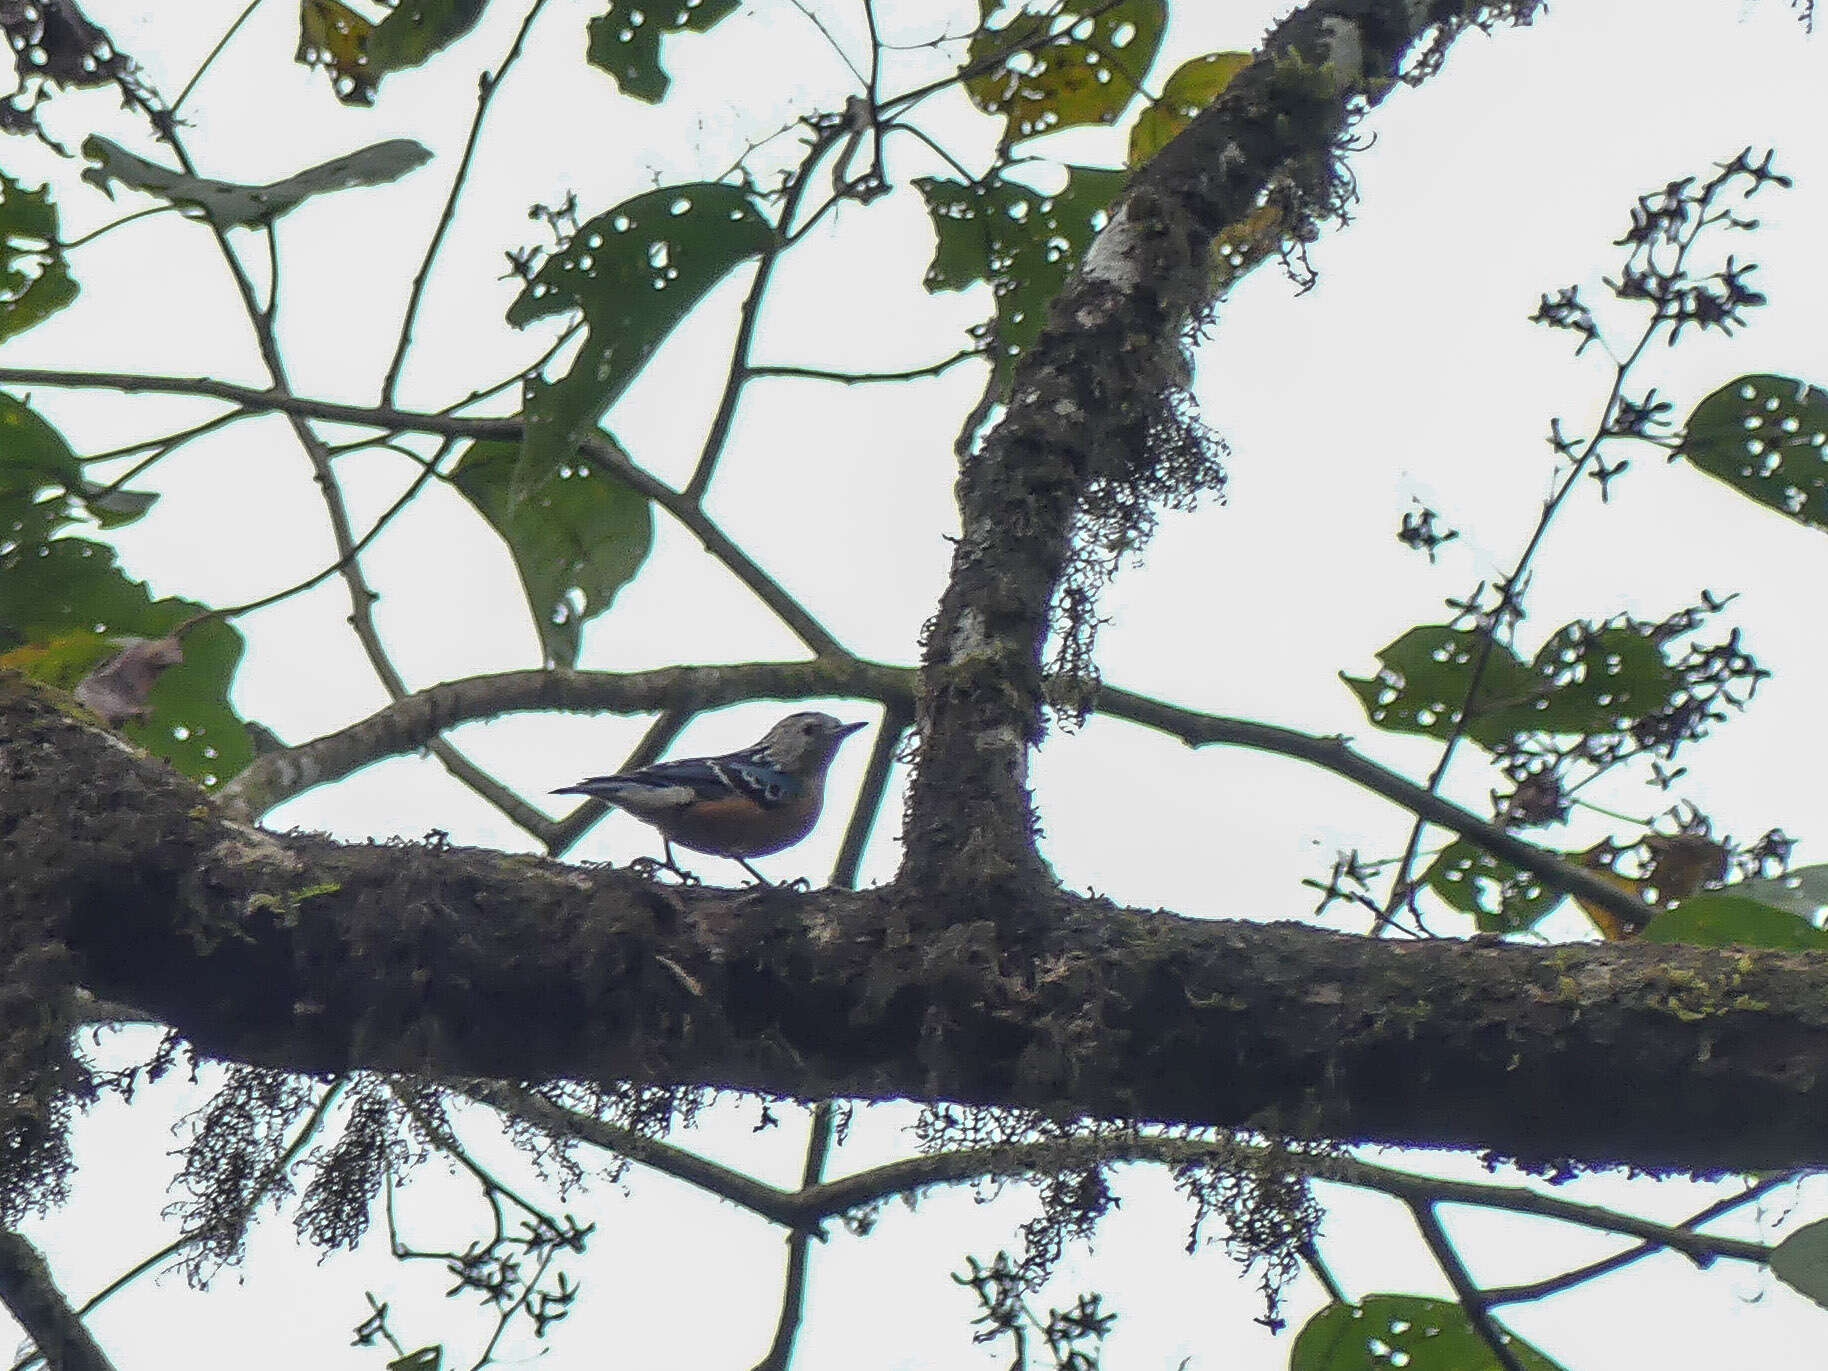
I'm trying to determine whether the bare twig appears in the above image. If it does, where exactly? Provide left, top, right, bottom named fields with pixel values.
left=1481, top=1172, right=1797, bottom=1307
left=750, top=1103, right=836, bottom=1371
left=1407, top=1200, right=1529, bottom=1371
left=172, top=0, right=265, bottom=114
left=746, top=348, right=982, bottom=386
left=382, top=0, right=550, bottom=405
left=683, top=126, right=840, bottom=502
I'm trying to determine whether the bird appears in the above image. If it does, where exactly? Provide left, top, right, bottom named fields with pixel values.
left=553, top=711, right=868, bottom=884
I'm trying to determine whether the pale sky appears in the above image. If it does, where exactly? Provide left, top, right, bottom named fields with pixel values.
left=7, top=1, right=1828, bottom=1367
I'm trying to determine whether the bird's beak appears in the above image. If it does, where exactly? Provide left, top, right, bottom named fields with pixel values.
left=836, top=720, right=868, bottom=739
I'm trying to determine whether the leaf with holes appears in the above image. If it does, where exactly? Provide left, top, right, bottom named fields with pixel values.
left=1340, top=627, right=1540, bottom=748
left=0, top=175, right=78, bottom=343
left=1291, top=1295, right=1566, bottom=1371
left=916, top=165, right=1124, bottom=393
left=366, top=0, right=489, bottom=79
left=0, top=537, right=251, bottom=787
left=1641, top=894, right=1828, bottom=951
left=967, top=0, right=1166, bottom=144
left=297, top=0, right=377, bottom=104
left=1422, top=840, right=1563, bottom=933
left=0, top=393, right=156, bottom=534
left=1344, top=621, right=1685, bottom=750
left=452, top=438, right=654, bottom=669
left=1523, top=622, right=1681, bottom=735
left=587, top=0, right=740, bottom=103
left=82, top=135, right=431, bottom=227
left=1128, top=51, right=1249, bottom=165
left=508, top=182, right=772, bottom=486
left=1679, top=374, right=1828, bottom=529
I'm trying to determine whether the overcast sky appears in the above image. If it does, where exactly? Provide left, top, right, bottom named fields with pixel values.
left=8, top=1, right=1828, bottom=1367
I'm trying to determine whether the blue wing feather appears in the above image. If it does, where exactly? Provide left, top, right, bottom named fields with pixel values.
left=558, top=749, right=802, bottom=808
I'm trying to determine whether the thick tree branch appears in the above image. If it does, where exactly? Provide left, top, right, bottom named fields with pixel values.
left=0, top=1233, right=115, bottom=1371
left=901, top=0, right=1543, bottom=903
left=7, top=680, right=1825, bottom=1173
left=214, top=664, right=1655, bottom=930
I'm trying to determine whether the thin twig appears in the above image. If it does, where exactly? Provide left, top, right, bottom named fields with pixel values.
left=683, top=127, right=840, bottom=502
left=1375, top=182, right=1732, bottom=934
left=1299, top=1239, right=1348, bottom=1305
left=1481, top=1172, right=1798, bottom=1307
left=1406, top=1200, right=1529, bottom=1371
left=0, top=369, right=848, bottom=661
left=382, top=0, right=550, bottom=405
left=172, top=0, right=265, bottom=114
left=831, top=701, right=908, bottom=887
left=746, top=348, right=982, bottom=385
left=467, top=1088, right=1772, bottom=1272
left=750, top=1103, right=836, bottom=1371
left=209, top=438, right=456, bottom=620
left=57, top=205, right=175, bottom=253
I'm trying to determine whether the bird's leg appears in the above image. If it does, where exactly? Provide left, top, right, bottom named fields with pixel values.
left=632, top=842, right=700, bottom=885
left=734, top=855, right=774, bottom=887
left=663, top=840, right=702, bottom=885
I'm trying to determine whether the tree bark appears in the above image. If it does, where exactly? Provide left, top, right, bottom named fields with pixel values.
left=7, top=678, right=1826, bottom=1175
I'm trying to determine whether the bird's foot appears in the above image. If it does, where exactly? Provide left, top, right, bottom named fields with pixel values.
left=631, top=855, right=701, bottom=886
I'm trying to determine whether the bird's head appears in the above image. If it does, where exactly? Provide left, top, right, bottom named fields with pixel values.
left=752, top=712, right=867, bottom=773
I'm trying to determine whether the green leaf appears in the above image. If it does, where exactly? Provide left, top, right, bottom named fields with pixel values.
left=0, top=174, right=78, bottom=342
left=387, top=1347, right=442, bottom=1371
left=366, top=0, right=489, bottom=78
left=1640, top=894, right=1828, bottom=950
left=508, top=182, right=772, bottom=485
left=1422, top=840, right=1563, bottom=933
left=1290, top=1295, right=1566, bottom=1371
left=451, top=438, right=654, bottom=669
left=1727, top=863, right=1828, bottom=919
left=1523, top=622, right=1680, bottom=734
left=586, top=0, right=740, bottom=103
left=1127, top=51, right=1250, bottom=166
left=1679, top=374, right=1828, bottom=529
left=0, top=393, right=156, bottom=532
left=1342, top=621, right=1683, bottom=750
left=0, top=537, right=252, bottom=787
left=916, top=165, right=1124, bottom=392
left=0, top=393, right=83, bottom=502
left=1341, top=627, right=1539, bottom=748
left=81, top=135, right=432, bottom=228
left=966, top=1, right=1166, bottom=144
left=1772, top=1218, right=1828, bottom=1310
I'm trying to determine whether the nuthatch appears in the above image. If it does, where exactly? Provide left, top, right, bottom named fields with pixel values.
left=555, top=711, right=867, bottom=883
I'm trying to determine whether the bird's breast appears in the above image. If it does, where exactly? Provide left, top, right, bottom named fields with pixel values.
left=656, top=789, right=822, bottom=858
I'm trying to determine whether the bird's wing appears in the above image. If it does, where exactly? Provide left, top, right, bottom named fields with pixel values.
left=554, top=754, right=802, bottom=813
left=706, top=752, right=804, bottom=808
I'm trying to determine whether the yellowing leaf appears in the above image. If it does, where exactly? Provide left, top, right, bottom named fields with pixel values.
left=966, top=1, right=1166, bottom=144
left=1572, top=846, right=1651, bottom=941
left=297, top=0, right=376, bottom=105
left=1128, top=51, right=1250, bottom=166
